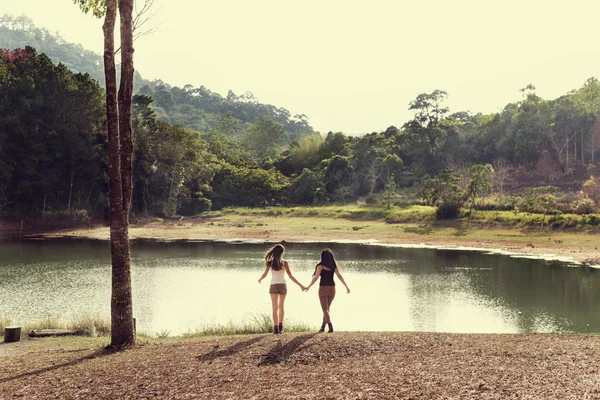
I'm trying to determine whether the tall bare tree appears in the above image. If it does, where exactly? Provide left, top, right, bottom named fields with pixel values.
left=492, top=158, right=512, bottom=200
left=74, top=0, right=136, bottom=348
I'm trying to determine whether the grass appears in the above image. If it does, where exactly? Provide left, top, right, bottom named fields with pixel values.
left=1, top=313, right=313, bottom=340
left=0, top=316, right=11, bottom=332
left=217, top=203, right=600, bottom=230
left=220, top=204, right=435, bottom=222
left=182, top=313, right=313, bottom=338
left=1, top=314, right=111, bottom=338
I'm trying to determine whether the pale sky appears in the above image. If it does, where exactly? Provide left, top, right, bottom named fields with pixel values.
left=3, top=0, right=600, bottom=134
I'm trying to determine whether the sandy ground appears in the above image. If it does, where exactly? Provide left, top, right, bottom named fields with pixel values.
left=40, top=215, right=600, bottom=266
left=2, top=332, right=600, bottom=399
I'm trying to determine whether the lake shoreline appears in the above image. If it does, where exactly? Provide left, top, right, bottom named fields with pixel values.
left=27, top=213, right=600, bottom=266
left=2, top=332, right=600, bottom=398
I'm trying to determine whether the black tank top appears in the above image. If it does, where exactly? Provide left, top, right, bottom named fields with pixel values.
left=318, top=264, right=335, bottom=286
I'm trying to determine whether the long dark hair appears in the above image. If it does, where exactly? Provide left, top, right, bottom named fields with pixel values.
left=319, top=248, right=337, bottom=270
left=265, top=244, right=285, bottom=271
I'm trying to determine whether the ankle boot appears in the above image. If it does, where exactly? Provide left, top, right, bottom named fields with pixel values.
left=327, top=322, right=334, bottom=333
left=273, top=325, right=279, bottom=334
left=319, top=322, right=326, bottom=332
left=278, top=323, right=283, bottom=334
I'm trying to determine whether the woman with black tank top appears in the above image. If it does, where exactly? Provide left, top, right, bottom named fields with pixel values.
left=305, top=248, right=350, bottom=333
left=258, top=244, right=306, bottom=334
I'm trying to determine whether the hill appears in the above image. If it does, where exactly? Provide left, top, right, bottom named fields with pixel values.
left=0, top=14, right=314, bottom=139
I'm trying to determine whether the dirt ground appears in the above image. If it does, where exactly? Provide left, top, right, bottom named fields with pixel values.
left=2, top=332, right=600, bottom=399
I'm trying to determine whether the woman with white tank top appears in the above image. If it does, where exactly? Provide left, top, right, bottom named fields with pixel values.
left=258, top=244, right=306, bottom=334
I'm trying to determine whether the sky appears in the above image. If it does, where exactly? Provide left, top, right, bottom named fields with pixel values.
left=3, top=0, right=600, bottom=134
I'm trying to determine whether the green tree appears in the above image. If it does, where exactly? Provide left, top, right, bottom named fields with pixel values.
left=403, top=90, right=453, bottom=157
left=418, top=169, right=464, bottom=206
left=322, top=155, right=354, bottom=195
left=583, top=176, right=600, bottom=203
left=522, top=186, right=560, bottom=223
left=211, top=164, right=290, bottom=208
left=243, top=115, right=286, bottom=160
left=318, top=131, right=350, bottom=160
left=383, top=175, right=397, bottom=209
left=466, top=164, right=493, bottom=217
left=288, top=168, right=324, bottom=204
left=335, top=185, right=352, bottom=204
left=381, top=154, right=404, bottom=186
left=0, top=48, right=106, bottom=215
left=287, top=133, right=323, bottom=173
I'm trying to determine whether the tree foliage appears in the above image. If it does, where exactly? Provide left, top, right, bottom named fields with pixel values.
left=466, top=164, right=493, bottom=216
left=0, top=48, right=106, bottom=216
left=6, top=16, right=600, bottom=219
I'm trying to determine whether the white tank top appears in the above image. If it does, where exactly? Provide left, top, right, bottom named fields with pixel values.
left=270, top=261, right=287, bottom=285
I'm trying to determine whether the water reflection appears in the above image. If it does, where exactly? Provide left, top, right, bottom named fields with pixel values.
left=0, top=239, right=597, bottom=335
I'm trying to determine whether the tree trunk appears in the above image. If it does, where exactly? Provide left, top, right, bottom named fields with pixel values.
left=167, top=164, right=177, bottom=215
left=143, top=182, right=148, bottom=217
left=119, top=0, right=135, bottom=212
left=369, top=173, right=380, bottom=196
left=67, top=172, right=74, bottom=210
left=582, top=129, right=585, bottom=164
left=574, top=133, right=577, bottom=165
left=566, top=132, right=569, bottom=169
left=103, top=0, right=135, bottom=349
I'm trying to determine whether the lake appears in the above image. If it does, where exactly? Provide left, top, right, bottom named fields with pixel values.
left=1, top=238, right=598, bottom=336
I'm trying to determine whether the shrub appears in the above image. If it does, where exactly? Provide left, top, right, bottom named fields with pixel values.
left=179, top=196, right=212, bottom=215
left=365, top=195, right=378, bottom=205
left=41, top=209, right=91, bottom=225
left=575, top=198, right=597, bottom=215
left=585, top=214, right=600, bottom=226
left=436, top=202, right=460, bottom=220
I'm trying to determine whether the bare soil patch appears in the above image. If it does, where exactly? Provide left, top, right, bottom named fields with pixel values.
left=2, top=332, right=600, bottom=399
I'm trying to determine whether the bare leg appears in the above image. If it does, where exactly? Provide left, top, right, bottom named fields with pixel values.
left=270, top=293, right=279, bottom=327
left=278, top=294, right=286, bottom=325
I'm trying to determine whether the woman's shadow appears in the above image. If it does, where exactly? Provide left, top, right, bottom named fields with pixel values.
left=196, top=335, right=265, bottom=362
left=258, top=333, right=317, bottom=366
left=196, top=333, right=318, bottom=366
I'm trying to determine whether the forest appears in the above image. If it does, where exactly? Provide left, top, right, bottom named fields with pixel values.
left=2, top=14, right=600, bottom=223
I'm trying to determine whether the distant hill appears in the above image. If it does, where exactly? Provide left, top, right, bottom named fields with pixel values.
left=0, top=14, right=314, bottom=140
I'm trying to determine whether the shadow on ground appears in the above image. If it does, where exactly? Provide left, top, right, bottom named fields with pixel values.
left=258, top=333, right=318, bottom=366
left=0, top=348, right=111, bottom=384
left=196, top=335, right=265, bottom=362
